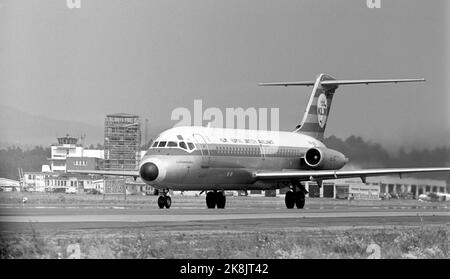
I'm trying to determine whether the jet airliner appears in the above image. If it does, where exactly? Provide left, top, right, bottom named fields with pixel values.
left=70, top=74, right=450, bottom=209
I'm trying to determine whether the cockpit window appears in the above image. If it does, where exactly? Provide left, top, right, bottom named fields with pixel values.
left=179, top=142, right=187, bottom=150
left=152, top=141, right=159, bottom=148
left=187, top=142, right=195, bottom=150
left=158, top=141, right=167, bottom=147
left=167, top=141, right=177, bottom=147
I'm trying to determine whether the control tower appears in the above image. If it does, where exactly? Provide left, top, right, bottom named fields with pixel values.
left=49, top=134, right=82, bottom=172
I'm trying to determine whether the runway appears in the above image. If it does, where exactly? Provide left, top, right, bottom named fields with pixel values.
left=1, top=208, right=449, bottom=223
left=1, top=202, right=449, bottom=232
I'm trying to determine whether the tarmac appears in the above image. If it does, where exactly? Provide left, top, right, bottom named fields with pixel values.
left=0, top=198, right=449, bottom=232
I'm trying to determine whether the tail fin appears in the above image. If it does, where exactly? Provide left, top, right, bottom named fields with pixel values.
left=259, top=74, right=425, bottom=140
left=295, top=74, right=337, bottom=139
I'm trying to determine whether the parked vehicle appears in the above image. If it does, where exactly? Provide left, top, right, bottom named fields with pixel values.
left=86, top=189, right=101, bottom=195
left=66, top=187, right=77, bottom=194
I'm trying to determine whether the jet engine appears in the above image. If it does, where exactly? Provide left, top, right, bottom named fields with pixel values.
left=304, top=147, right=348, bottom=170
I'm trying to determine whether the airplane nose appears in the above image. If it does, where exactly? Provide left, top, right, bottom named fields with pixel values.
left=139, top=162, right=159, bottom=181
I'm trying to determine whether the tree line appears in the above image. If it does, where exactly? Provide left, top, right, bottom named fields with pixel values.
left=0, top=146, right=51, bottom=180
left=323, top=135, right=450, bottom=182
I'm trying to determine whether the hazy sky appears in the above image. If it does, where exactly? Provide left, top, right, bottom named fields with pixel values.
left=1, top=0, right=449, bottom=150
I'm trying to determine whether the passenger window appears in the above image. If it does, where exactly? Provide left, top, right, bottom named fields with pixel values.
left=152, top=141, right=159, bottom=148
left=179, top=142, right=187, bottom=150
left=158, top=141, right=167, bottom=147
left=167, top=141, right=177, bottom=147
left=187, top=142, right=195, bottom=150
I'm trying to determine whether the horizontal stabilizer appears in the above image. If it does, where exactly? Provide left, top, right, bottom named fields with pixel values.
left=260, top=73, right=426, bottom=140
left=259, top=78, right=425, bottom=87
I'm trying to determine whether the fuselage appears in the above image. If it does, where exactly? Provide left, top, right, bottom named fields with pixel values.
left=139, top=126, right=336, bottom=191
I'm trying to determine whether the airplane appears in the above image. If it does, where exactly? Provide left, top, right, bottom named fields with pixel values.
left=70, top=73, right=450, bottom=209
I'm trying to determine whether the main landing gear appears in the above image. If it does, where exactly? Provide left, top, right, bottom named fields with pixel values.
left=206, top=191, right=226, bottom=209
left=157, top=190, right=171, bottom=209
left=285, top=191, right=305, bottom=209
left=285, top=183, right=307, bottom=209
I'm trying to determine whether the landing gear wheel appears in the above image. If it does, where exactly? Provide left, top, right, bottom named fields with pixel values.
left=164, top=196, right=172, bottom=209
left=157, top=196, right=165, bottom=209
left=206, top=192, right=216, bottom=209
left=285, top=191, right=295, bottom=209
left=295, top=191, right=305, bottom=209
left=216, top=192, right=226, bottom=209
left=157, top=195, right=172, bottom=209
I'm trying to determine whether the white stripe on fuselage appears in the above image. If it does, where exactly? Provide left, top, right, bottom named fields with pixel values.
left=155, top=126, right=325, bottom=149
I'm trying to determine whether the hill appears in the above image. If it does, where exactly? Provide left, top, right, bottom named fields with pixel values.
left=0, top=104, right=103, bottom=147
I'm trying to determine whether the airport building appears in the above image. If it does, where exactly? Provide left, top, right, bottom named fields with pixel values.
left=274, top=176, right=447, bottom=200
left=66, top=157, right=104, bottom=172
left=104, top=113, right=141, bottom=170
left=20, top=125, right=151, bottom=194
left=93, top=177, right=152, bottom=195
left=49, top=134, right=104, bottom=172
left=22, top=172, right=47, bottom=192
left=0, top=177, right=21, bottom=192
left=21, top=169, right=101, bottom=193
left=20, top=134, right=104, bottom=193
left=44, top=173, right=101, bottom=193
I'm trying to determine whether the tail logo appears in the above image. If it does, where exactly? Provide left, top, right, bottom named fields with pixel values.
left=317, top=93, right=328, bottom=128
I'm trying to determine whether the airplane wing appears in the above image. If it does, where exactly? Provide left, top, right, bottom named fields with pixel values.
left=67, top=170, right=140, bottom=177
left=254, top=167, right=450, bottom=183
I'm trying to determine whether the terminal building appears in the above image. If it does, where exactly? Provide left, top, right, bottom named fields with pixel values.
left=49, top=134, right=104, bottom=172
left=264, top=176, right=447, bottom=200
left=22, top=134, right=105, bottom=193
left=22, top=171, right=101, bottom=193
left=0, top=177, right=21, bottom=192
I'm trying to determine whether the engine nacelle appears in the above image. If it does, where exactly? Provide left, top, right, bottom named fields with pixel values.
left=304, top=147, right=348, bottom=170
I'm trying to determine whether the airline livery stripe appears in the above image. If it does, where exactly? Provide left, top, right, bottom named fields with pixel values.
left=298, top=122, right=325, bottom=131
left=147, top=144, right=312, bottom=158
left=303, top=115, right=321, bottom=123
left=308, top=105, right=318, bottom=113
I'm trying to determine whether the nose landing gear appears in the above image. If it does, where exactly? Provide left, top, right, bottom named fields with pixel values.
left=157, top=190, right=171, bottom=209
left=206, top=191, right=226, bottom=209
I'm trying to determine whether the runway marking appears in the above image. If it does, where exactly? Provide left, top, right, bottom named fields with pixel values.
left=1, top=211, right=449, bottom=223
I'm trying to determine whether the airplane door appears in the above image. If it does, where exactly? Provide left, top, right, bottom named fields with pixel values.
left=193, top=133, right=210, bottom=168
